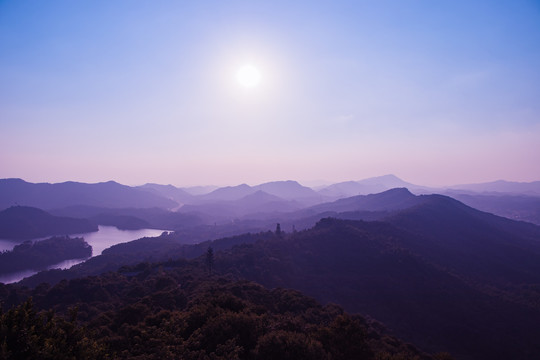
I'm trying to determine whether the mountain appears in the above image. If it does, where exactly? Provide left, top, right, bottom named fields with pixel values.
left=216, top=215, right=540, bottom=359
left=254, top=180, right=322, bottom=203
left=199, top=181, right=325, bottom=205
left=10, top=190, right=540, bottom=358
left=308, top=188, right=421, bottom=214
left=318, top=175, right=422, bottom=198
left=0, top=206, right=98, bottom=240
left=179, top=191, right=300, bottom=220
left=182, top=185, right=219, bottom=195
left=443, top=192, right=540, bottom=225
left=447, top=180, right=540, bottom=195
left=0, top=178, right=178, bottom=210
left=136, top=183, right=194, bottom=204
left=200, top=184, right=256, bottom=202
left=384, top=195, right=540, bottom=286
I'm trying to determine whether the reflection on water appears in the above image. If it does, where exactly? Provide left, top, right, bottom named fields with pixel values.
left=0, top=226, right=167, bottom=284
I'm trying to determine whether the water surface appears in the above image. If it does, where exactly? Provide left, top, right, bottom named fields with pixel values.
left=0, top=226, right=166, bottom=284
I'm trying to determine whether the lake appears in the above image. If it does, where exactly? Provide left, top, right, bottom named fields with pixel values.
left=0, top=226, right=167, bottom=284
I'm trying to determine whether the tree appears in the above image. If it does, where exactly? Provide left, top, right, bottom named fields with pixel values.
left=206, top=246, right=214, bottom=275
left=275, top=223, right=282, bottom=238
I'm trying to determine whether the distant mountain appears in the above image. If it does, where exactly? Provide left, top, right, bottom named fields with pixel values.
left=318, top=174, right=427, bottom=198
left=13, top=189, right=540, bottom=358
left=254, top=180, right=322, bottom=203
left=445, top=192, right=540, bottom=225
left=308, top=188, right=421, bottom=214
left=181, top=185, right=219, bottom=196
left=0, top=178, right=178, bottom=210
left=0, top=206, right=98, bottom=240
left=199, top=181, right=326, bottom=206
left=136, top=183, right=194, bottom=204
left=447, top=180, right=540, bottom=195
left=49, top=205, right=203, bottom=231
left=179, top=190, right=301, bottom=220
left=200, top=184, right=255, bottom=202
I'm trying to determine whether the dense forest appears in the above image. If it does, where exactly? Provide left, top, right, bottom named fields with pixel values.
left=0, top=261, right=450, bottom=359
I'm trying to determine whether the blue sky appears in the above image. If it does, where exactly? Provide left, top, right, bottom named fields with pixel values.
left=1, top=0, right=539, bottom=186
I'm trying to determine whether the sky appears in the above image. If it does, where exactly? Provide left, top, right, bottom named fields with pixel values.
left=1, top=0, right=539, bottom=187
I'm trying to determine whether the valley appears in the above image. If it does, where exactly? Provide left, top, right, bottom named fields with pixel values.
left=1, top=176, right=540, bottom=359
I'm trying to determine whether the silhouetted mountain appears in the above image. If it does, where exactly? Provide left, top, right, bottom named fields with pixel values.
left=10, top=190, right=540, bottom=358
left=179, top=191, right=300, bottom=220
left=447, top=179, right=540, bottom=195
left=254, top=180, right=322, bottom=203
left=318, top=174, right=422, bottom=198
left=199, top=181, right=325, bottom=206
left=308, top=188, right=421, bottom=214
left=200, top=184, right=255, bottom=202
left=0, top=178, right=178, bottom=210
left=137, top=183, right=194, bottom=204
left=215, top=216, right=540, bottom=360
left=445, top=192, right=540, bottom=225
left=0, top=206, right=98, bottom=240
left=384, top=194, right=540, bottom=288
left=181, top=185, right=219, bottom=195
left=0, top=236, right=91, bottom=274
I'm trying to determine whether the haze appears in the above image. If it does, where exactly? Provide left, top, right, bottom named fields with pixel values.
left=1, top=1, right=539, bottom=187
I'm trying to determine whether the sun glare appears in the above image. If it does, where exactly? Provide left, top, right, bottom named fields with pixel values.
left=236, top=64, right=261, bottom=88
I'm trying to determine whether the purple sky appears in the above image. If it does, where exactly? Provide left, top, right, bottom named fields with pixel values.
left=1, top=1, right=539, bottom=187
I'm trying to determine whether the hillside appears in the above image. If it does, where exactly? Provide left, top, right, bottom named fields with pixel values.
left=0, top=206, right=98, bottom=239
left=0, top=262, right=440, bottom=360
left=13, top=193, right=540, bottom=359
left=446, top=192, right=540, bottom=225
left=215, top=218, right=540, bottom=360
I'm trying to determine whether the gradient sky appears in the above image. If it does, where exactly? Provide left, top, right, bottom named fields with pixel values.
left=1, top=1, right=539, bottom=187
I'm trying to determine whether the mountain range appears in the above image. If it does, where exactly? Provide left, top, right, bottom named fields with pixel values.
left=5, top=187, right=540, bottom=359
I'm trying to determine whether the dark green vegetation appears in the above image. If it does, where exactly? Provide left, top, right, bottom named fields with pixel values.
left=0, top=263, right=444, bottom=359
left=0, top=236, right=92, bottom=275
left=0, top=206, right=98, bottom=240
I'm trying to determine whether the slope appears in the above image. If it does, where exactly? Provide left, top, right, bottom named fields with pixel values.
left=0, top=206, right=98, bottom=240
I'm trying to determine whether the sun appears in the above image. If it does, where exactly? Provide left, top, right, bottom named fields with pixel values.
left=236, top=64, right=261, bottom=88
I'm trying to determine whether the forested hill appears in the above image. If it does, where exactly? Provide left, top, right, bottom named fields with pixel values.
left=213, top=217, right=540, bottom=360
left=4, top=192, right=540, bottom=359
left=0, top=236, right=92, bottom=274
left=0, top=262, right=443, bottom=360
left=0, top=206, right=98, bottom=239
